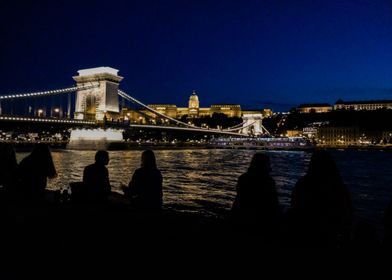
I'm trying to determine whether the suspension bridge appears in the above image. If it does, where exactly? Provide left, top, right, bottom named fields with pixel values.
left=0, top=67, right=269, bottom=141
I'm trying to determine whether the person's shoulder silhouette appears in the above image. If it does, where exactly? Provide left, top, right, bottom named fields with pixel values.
left=292, top=150, right=351, bottom=213
left=19, top=143, right=56, bottom=201
left=0, top=143, right=19, bottom=196
left=232, top=153, right=280, bottom=220
left=290, top=150, right=352, bottom=247
left=384, top=198, right=392, bottom=247
left=125, top=150, right=163, bottom=210
left=83, top=150, right=111, bottom=203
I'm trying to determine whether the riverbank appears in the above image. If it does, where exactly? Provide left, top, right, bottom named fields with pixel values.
left=4, top=140, right=392, bottom=151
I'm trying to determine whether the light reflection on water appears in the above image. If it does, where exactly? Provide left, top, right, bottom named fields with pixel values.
left=16, top=149, right=392, bottom=226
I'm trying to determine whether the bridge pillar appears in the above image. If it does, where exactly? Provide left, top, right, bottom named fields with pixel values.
left=73, top=67, right=123, bottom=121
left=241, top=113, right=264, bottom=136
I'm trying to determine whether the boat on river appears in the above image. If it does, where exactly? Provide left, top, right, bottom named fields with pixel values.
left=208, top=136, right=314, bottom=150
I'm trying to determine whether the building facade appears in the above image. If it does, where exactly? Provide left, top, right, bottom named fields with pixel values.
left=297, top=103, right=333, bottom=113
left=146, top=91, right=269, bottom=120
left=334, top=99, right=392, bottom=110
left=210, top=104, right=242, bottom=118
left=317, top=126, right=359, bottom=146
left=148, top=104, right=178, bottom=118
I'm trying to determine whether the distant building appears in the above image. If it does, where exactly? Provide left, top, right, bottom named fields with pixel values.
left=121, top=108, right=146, bottom=124
left=148, top=104, right=178, bottom=118
left=210, top=104, right=242, bottom=118
left=297, top=103, right=332, bottom=113
left=262, top=109, right=273, bottom=117
left=187, top=91, right=199, bottom=118
left=146, top=91, right=271, bottom=119
left=242, top=109, right=272, bottom=117
left=317, top=126, right=359, bottom=146
left=382, top=131, right=392, bottom=144
left=286, top=130, right=303, bottom=137
left=302, top=127, right=317, bottom=139
left=334, top=99, right=392, bottom=111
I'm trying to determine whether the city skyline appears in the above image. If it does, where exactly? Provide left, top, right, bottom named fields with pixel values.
left=1, top=0, right=391, bottom=111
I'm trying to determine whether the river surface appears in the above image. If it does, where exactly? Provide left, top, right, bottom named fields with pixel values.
left=16, top=149, right=392, bottom=228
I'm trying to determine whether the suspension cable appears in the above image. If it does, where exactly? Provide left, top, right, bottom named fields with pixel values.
left=0, top=84, right=99, bottom=100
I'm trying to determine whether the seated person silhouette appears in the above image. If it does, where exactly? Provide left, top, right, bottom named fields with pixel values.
left=83, top=150, right=111, bottom=204
left=0, top=143, right=19, bottom=199
left=123, top=150, right=163, bottom=210
left=384, top=198, right=392, bottom=247
left=19, top=143, right=57, bottom=202
left=231, top=153, right=281, bottom=234
left=289, top=150, right=353, bottom=247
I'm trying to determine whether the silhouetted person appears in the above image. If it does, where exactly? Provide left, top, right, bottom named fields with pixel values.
left=83, top=150, right=111, bottom=204
left=289, top=150, right=353, bottom=247
left=231, top=153, right=281, bottom=239
left=123, top=150, right=163, bottom=210
left=0, top=143, right=19, bottom=200
left=384, top=198, right=392, bottom=247
left=19, top=144, right=57, bottom=202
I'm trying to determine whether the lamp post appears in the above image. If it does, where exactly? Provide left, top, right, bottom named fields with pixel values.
left=53, top=108, right=60, bottom=118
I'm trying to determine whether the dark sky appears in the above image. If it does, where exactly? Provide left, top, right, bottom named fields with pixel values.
left=1, top=0, right=391, bottom=111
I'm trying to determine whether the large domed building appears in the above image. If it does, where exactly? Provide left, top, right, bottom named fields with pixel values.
left=138, top=90, right=269, bottom=122
left=188, top=90, right=200, bottom=117
left=147, top=90, right=244, bottom=119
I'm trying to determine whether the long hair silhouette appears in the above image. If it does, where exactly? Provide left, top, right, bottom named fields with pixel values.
left=141, top=149, right=157, bottom=169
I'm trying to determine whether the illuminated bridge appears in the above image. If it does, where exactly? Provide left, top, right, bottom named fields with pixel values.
left=0, top=67, right=269, bottom=139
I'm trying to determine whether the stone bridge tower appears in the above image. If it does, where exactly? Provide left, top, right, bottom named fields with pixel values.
left=241, top=113, right=265, bottom=136
left=73, top=67, right=123, bottom=121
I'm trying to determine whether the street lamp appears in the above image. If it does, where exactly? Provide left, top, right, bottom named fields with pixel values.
left=53, top=108, right=60, bottom=118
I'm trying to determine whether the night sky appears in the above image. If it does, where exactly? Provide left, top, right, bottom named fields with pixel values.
left=1, top=0, right=391, bottom=111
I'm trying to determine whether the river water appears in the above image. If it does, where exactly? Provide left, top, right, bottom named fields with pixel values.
left=16, top=149, right=392, bottom=228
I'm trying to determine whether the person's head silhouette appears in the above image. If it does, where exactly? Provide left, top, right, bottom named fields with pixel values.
left=27, top=143, right=57, bottom=178
left=141, top=150, right=157, bottom=169
left=95, top=150, right=109, bottom=166
left=248, top=153, right=271, bottom=175
left=307, top=150, right=339, bottom=178
left=31, top=143, right=51, bottom=161
left=0, top=143, right=17, bottom=167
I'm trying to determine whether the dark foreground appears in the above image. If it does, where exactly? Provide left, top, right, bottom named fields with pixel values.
left=1, top=193, right=233, bottom=253
left=1, top=193, right=390, bottom=254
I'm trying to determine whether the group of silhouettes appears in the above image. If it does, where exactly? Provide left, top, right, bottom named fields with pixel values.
left=0, top=142, right=391, bottom=247
left=80, top=148, right=163, bottom=210
left=231, top=151, right=355, bottom=247
left=0, top=143, right=162, bottom=210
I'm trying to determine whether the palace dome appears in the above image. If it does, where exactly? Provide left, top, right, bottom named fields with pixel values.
left=188, top=90, right=199, bottom=109
left=189, top=90, right=199, bottom=101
